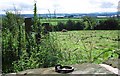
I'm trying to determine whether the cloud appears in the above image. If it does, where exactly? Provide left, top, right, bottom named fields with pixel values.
left=18, top=3, right=33, bottom=9
left=100, top=2, right=114, bottom=8
left=88, top=0, right=119, bottom=12
left=0, top=0, right=119, bottom=14
left=0, top=0, right=34, bottom=14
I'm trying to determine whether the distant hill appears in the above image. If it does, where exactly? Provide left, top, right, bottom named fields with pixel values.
left=0, top=12, right=118, bottom=18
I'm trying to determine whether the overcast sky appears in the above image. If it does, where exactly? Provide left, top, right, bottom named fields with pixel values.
left=0, top=0, right=119, bottom=14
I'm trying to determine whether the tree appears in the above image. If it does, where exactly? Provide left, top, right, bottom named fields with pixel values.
left=66, top=20, right=75, bottom=30
left=74, top=21, right=84, bottom=30
left=57, top=22, right=65, bottom=31
left=82, top=16, right=96, bottom=30
left=94, top=18, right=119, bottom=30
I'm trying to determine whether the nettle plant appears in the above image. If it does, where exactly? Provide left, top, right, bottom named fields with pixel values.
left=12, top=2, right=63, bottom=72
left=2, top=11, right=25, bottom=73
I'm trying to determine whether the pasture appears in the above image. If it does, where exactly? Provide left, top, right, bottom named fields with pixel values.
left=40, top=18, right=108, bottom=26
left=40, top=18, right=81, bottom=25
left=50, top=30, right=119, bottom=64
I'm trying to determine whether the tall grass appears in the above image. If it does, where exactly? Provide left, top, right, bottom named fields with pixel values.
left=2, top=10, right=63, bottom=73
left=50, top=31, right=119, bottom=65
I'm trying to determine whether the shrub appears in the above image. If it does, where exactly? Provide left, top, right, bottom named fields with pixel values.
left=2, top=12, right=25, bottom=73
left=2, top=2, right=63, bottom=73
left=66, top=20, right=75, bottom=30
left=82, top=16, right=97, bottom=30
left=56, top=22, right=66, bottom=31
left=74, top=21, right=84, bottom=30
left=94, top=18, right=119, bottom=30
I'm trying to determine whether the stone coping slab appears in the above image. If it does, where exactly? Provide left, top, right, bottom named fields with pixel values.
left=5, top=63, right=119, bottom=76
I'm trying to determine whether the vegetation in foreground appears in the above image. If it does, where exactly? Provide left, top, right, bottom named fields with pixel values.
left=2, top=2, right=120, bottom=73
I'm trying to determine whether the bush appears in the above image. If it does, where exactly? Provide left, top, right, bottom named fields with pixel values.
left=55, top=20, right=84, bottom=31
left=2, top=12, right=25, bottom=73
left=56, top=22, right=66, bottom=31
left=66, top=20, right=75, bottom=30
left=82, top=16, right=97, bottom=30
left=2, top=12, right=63, bottom=73
left=74, top=21, right=84, bottom=30
left=13, top=33, right=63, bottom=72
left=94, top=18, right=119, bottom=30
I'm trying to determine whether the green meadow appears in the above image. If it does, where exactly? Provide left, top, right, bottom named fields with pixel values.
left=49, top=30, right=119, bottom=64
left=39, top=18, right=108, bottom=25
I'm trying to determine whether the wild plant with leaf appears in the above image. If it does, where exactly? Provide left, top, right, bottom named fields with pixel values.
left=12, top=1, right=62, bottom=72
left=2, top=12, right=25, bottom=73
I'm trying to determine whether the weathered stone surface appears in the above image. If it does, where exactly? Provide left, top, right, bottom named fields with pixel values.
left=71, top=63, right=114, bottom=74
left=5, top=63, right=118, bottom=76
left=99, top=64, right=120, bottom=75
left=102, top=58, right=120, bottom=69
left=17, top=63, right=114, bottom=74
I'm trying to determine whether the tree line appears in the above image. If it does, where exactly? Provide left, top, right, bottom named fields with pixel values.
left=50, top=17, right=120, bottom=31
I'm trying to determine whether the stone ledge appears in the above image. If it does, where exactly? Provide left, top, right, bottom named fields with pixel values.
left=5, top=63, right=119, bottom=76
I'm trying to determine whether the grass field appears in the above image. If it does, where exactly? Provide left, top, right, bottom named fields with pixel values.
left=50, top=30, right=119, bottom=64
left=39, top=18, right=108, bottom=26
left=40, top=18, right=81, bottom=26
